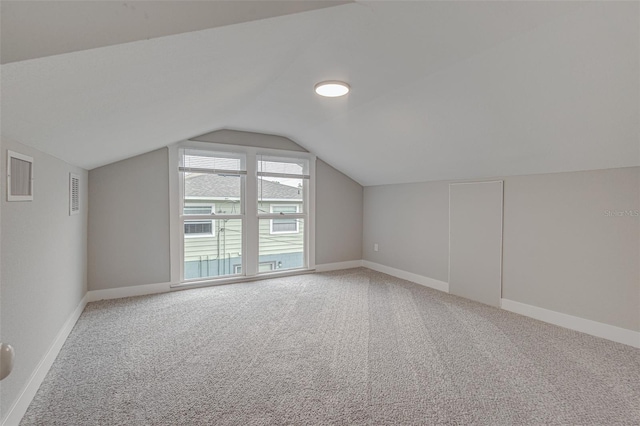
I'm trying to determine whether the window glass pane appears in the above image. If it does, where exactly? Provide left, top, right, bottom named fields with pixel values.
left=185, top=173, right=243, bottom=215
left=272, top=205, right=297, bottom=213
left=258, top=177, right=304, bottom=214
left=259, top=218, right=304, bottom=272
left=257, top=156, right=308, bottom=176
left=184, top=205, right=213, bottom=216
left=184, top=219, right=242, bottom=280
left=183, top=150, right=244, bottom=172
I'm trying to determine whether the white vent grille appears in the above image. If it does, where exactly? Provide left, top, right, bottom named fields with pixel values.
left=7, top=150, right=34, bottom=201
left=69, top=173, right=80, bottom=215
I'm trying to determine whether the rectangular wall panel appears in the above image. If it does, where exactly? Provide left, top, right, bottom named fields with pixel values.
left=449, top=181, right=503, bottom=307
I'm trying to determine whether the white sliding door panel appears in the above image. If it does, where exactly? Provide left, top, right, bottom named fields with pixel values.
left=449, top=181, right=503, bottom=307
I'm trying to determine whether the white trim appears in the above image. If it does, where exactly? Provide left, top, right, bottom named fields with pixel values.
left=186, top=196, right=303, bottom=203
left=501, top=299, right=640, bottom=348
left=87, top=282, right=171, bottom=302
left=178, top=141, right=316, bottom=163
left=315, top=260, right=363, bottom=272
left=168, top=145, right=181, bottom=285
left=245, top=150, right=257, bottom=276
left=1, top=296, right=87, bottom=426
left=171, top=268, right=315, bottom=290
left=362, top=261, right=449, bottom=293
left=307, top=156, right=316, bottom=270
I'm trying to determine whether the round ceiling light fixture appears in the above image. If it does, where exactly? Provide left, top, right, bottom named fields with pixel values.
left=314, top=80, right=350, bottom=97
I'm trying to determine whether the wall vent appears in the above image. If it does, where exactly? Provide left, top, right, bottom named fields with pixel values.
left=69, top=173, right=80, bottom=215
left=7, top=150, right=34, bottom=201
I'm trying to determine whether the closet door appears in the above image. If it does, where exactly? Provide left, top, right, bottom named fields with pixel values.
left=449, top=181, right=503, bottom=307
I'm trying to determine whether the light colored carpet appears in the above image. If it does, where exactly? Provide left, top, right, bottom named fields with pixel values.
left=21, top=268, right=640, bottom=425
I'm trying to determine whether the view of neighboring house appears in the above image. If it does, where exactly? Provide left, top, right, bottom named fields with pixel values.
left=184, top=173, right=303, bottom=279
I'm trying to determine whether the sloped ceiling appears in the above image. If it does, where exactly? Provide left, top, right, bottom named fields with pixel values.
left=0, top=1, right=351, bottom=64
left=1, top=1, right=638, bottom=186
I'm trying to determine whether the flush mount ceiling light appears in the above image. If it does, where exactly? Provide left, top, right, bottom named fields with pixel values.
left=314, top=81, right=350, bottom=97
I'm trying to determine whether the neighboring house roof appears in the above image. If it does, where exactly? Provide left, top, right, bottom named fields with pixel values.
left=186, top=174, right=302, bottom=200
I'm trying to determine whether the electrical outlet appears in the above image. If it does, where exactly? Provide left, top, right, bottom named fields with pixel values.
left=374, top=243, right=379, bottom=252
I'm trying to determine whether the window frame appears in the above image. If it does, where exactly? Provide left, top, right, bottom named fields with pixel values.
left=170, top=140, right=315, bottom=287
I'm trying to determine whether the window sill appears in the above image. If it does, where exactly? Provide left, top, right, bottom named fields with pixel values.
left=170, top=267, right=316, bottom=291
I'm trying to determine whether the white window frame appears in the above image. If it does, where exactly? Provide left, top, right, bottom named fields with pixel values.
left=183, top=204, right=215, bottom=238
left=270, top=204, right=300, bottom=234
left=169, top=141, right=316, bottom=287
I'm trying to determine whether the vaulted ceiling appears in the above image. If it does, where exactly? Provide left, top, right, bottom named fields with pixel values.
left=1, top=1, right=638, bottom=186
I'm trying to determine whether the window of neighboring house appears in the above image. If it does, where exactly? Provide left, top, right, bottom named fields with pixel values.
left=270, top=205, right=299, bottom=234
left=183, top=204, right=215, bottom=237
left=234, top=262, right=276, bottom=274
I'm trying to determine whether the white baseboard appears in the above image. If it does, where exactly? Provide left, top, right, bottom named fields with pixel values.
left=315, top=260, right=363, bottom=272
left=501, top=299, right=640, bottom=349
left=87, top=282, right=171, bottom=302
left=2, top=296, right=88, bottom=426
left=362, top=260, right=449, bottom=293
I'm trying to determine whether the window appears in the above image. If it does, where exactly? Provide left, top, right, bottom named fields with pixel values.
left=184, top=221, right=213, bottom=236
left=258, top=155, right=309, bottom=273
left=180, top=150, right=244, bottom=280
left=175, top=143, right=314, bottom=283
left=270, top=205, right=299, bottom=234
left=183, top=205, right=214, bottom=237
left=234, top=262, right=276, bottom=274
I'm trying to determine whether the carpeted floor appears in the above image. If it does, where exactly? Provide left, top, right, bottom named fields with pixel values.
left=21, top=268, right=640, bottom=425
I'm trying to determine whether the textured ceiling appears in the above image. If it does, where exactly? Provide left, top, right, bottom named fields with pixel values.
left=1, top=1, right=638, bottom=186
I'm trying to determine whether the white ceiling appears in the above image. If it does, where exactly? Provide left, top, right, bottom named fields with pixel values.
left=1, top=1, right=350, bottom=64
left=1, top=1, right=638, bottom=186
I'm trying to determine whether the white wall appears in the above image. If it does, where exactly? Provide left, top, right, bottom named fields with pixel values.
left=0, top=139, right=88, bottom=420
left=88, top=148, right=171, bottom=291
left=191, top=129, right=307, bottom=152
left=316, top=159, right=362, bottom=264
left=502, top=167, right=639, bottom=331
left=88, top=131, right=363, bottom=290
left=363, top=181, right=449, bottom=282
left=363, top=167, right=640, bottom=332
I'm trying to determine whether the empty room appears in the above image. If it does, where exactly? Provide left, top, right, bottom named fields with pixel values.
left=1, top=1, right=638, bottom=425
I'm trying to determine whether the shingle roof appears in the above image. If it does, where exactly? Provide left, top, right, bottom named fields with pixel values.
left=185, top=174, right=302, bottom=200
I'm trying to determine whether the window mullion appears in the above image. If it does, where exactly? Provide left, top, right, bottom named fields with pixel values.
left=181, top=214, right=242, bottom=220
left=259, top=213, right=306, bottom=220
left=244, top=151, right=259, bottom=277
